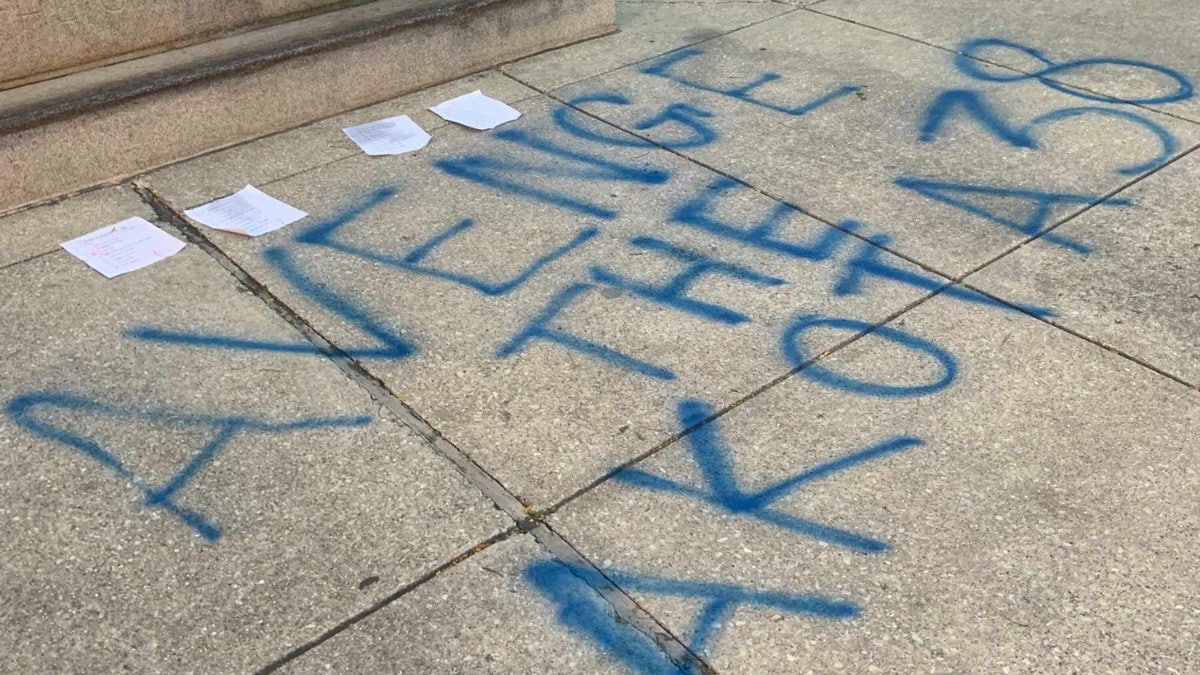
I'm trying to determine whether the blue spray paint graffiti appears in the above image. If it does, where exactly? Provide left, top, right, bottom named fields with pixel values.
left=641, top=47, right=862, bottom=117
left=782, top=313, right=958, bottom=398
left=670, top=178, right=1053, bottom=316
left=131, top=187, right=417, bottom=358
left=590, top=236, right=785, bottom=325
left=954, top=37, right=1195, bottom=105
left=130, top=243, right=418, bottom=359
left=894, top=176, right=1134, bottom=255
left=832, top=231, right=1055, bottom=318
left=396, top=219, right=599, bottom=295
left=527, top=559, right=859, bottom=671
left=496, top=38, right=1192, bottom=670
left=435, top=126, right=671, bottom=220
left=556, top=93, right=721, bottom=151
left=616, top=398, right=921, bottom=553
left=919, top=89, right=1177, bottom=175
left=1033, top=107, right=1177, bottom=174
left=919, top=89, right=1037, bottom=149
left=6, top=391, right=370, bottom=542
left=672, top=177, right=857, bottom=261
left=633, top=104, right=721, bottom=150
left=131, top=85, right=1061, bottom=385
left=605, top=565, right=859, bottom=650
left=529, top=395, right=889, bottom=667
left=525, top=560, right=682, bottom=675
left=294, top=187, right=599, bottom=296
left=553, top=92, right=657, bottom=148
left=496, top=282, right=677, bottom=381
left=527, top=42, right=1187, bottom=664
left=131, top=183, right=599, bottom=355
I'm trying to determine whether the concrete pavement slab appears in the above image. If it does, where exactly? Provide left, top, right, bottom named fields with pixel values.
left=0, top=233, right=508, bottom=672
left=501, top=0, right=791, bottom=91
left=0, top=185, right=152, bottom=267
left=971, top=149, right=1200, bottom=387
left=813, top=0, right=1200, bottom=122
left=140, top=70, right=538, bottom=211
left=279, top=532, right=679, bottom=674
left=139, top=93, right=981, bottom=508
left=4, top=3, right=1199, bottom=672
left=550, top=9, right=1200, bottom=276
left=550, top=292, right=1199, bottom=672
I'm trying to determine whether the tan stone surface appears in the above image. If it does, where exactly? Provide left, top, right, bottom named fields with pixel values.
left=0, top=0, right=348, bottom=86
left=0, top=0, right=614, bottom=214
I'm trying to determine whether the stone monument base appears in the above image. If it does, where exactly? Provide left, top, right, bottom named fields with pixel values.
left=0, top=0, right=614, bottom=213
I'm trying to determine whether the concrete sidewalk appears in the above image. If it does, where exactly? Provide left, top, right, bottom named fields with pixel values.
left=2, top=0, right=1198, bottom=672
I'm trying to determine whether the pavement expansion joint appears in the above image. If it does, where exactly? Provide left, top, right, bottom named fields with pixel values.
left=256, top=528, right=522, bottom=674
left=133, top=182, right=711, bottom=673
